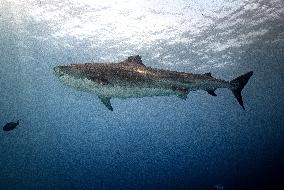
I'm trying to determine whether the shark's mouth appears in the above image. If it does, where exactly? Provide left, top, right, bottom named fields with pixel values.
left=53, top=66, right=63, bottom=76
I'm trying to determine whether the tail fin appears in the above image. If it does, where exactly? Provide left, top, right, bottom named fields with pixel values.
left=230, top=71, right=253, bottom=110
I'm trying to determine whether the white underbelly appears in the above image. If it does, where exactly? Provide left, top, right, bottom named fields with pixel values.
left=59, top=75, right=175, bottom=98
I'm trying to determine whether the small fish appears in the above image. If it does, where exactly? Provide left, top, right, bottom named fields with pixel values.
left=3, top=120, right=20, bottom=131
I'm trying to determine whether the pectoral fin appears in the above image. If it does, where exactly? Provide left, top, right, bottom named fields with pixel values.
left=99, top=96, right=113, bottom=111
left=177, top=93, right=188, bottom=100
left=172, top=86, right=189, bottom=100
left=207, top=90, right=217, bottom=96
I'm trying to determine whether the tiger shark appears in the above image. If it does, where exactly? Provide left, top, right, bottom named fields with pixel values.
left=53, top=55, right=253, bottom=111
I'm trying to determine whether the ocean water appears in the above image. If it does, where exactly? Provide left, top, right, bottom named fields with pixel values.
left=0, top=0, right=283, bottom=189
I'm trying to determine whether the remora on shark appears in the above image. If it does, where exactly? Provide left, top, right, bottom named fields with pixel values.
left=54, top=55, right=253, bottom=111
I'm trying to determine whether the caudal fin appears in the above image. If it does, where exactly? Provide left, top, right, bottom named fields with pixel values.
left=230, top=71, right=253, bottom=110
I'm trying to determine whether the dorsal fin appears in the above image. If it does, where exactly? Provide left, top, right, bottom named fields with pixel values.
left=204, top=72, right=212, bottom=77
left=122, top=55, right=145, bottom=67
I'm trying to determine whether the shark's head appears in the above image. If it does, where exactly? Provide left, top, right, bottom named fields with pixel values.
left=53, top=64, right=103, bottom=93
left=53, top=65, right=84, bottom=80
left=53, top=64, right=90, bottom=89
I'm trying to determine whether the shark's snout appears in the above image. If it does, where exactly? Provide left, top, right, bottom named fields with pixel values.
left=53, top=66, right=70, bottom=78
left=53, top=66, right=63, bottom=77
left=53, top=66, right=60, bottom=73
left=53, top=65, right=85, bottom=79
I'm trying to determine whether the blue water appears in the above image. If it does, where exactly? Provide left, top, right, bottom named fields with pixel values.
left=0, top=0, right=283, bottom=189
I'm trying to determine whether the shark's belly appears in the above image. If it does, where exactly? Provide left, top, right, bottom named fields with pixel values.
left=95, top=85, right=174, bottom=98
left=59, top=75, right=175, bottom=98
